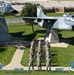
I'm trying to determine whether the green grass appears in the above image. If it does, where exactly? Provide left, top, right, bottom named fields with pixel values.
left=7, top=23, right=74, bottom=67
left=51, top=45, right=74, bottom=66
left=8, top=23, right=46, bottom=41
left=5, top=15, right=18, bottom=19
left=30, top=71, right=74, bottom=75
left=0, top=70, right=74, bottom=75
left=17, top=24, right=74, bottom=67
left=0, top=46, right=16, bottom=65
left=46, top=12, right=74, bottom=17
left=47, top=13, right=64, bottom=17
left=21, top=40, right=74, bottom=67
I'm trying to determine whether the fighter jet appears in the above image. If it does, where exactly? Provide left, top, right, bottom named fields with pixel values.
left=0, top=3, right=18, bottom=15
left=21, top=5, right=74, bottom=43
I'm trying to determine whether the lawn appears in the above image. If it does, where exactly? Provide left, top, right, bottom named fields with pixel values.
left=8, top=23, right=46, bottom=41
left=0, top=70, right=74, bottom=75
left=0, top=46, right=16, bottom=65
left=7, top=23, right=74, bottom=67
left=5, top=15, right=18, bottom=19
left=46, top=12, right=74, bottom=17
left=21, top=38, right=74, bottom=67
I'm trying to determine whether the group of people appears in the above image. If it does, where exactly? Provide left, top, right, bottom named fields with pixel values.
left=28, top=39, right=51, bottom=71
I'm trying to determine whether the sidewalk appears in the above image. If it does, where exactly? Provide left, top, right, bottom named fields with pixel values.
left=23, top=66, right=70, bottom=71
left=2, top=45, right=25, bottom=70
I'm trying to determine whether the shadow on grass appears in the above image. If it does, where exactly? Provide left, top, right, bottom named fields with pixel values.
left=58, top=34, right=74, bottom=46
left=10, top=32, right=25, bottom=37
left=34, top=49, right=59, bottom=66
left=0, top=46, right=6, bottom=52
left=51, top=50, right=59, bottom=66
left=24, top=33, right=37, bottom=41
left=35, top=30, right=46, bottom=34
left=10, top=30, right=46, bottom=41
left=10, top=31, right=37, bottom=41
left=69, top=38, right=74, bottom=45
left=9, top=30, right=74, bottom=45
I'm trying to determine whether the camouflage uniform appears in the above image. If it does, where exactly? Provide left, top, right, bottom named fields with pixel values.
left=36, top=40, right=43, bottom=70
left=45, top=41, right=51, bottom=71
left=30, top=39, right=35, bottom=54
left=28, top=52, right=34, bottom=70
left=28, top=39, right=35, bottom=70
left=38, top=40, right=43, bottom=53
left=38, top=40, right=43, bottom=59
left=45, top=41, right=50, bottom=52
left=45, top=51, right=51, bottom=71
left=37, top=51, right=42, bottom=70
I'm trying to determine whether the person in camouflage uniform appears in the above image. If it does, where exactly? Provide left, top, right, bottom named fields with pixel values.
left=45, top=51, right=51, bottom=71
left=30, top=39, right=35, bottom=54
left=28, top=39, right=35, bottom=71
left=28, top=52, right=34, bottom=70
left=37, top=51, right=42, bottom=70
left=45, top=41, right=51, bottom=71
left=37, top=40, right=43, bottom=70
left=38, top=40, right=43, bottom=53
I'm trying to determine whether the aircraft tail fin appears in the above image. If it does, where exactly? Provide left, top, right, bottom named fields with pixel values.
left=37, top=5, right=47, bottom=17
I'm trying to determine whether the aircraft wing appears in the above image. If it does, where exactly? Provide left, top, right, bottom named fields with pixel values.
left=21, top=16, right=58, bottom=19
left=21, top=17, right=59, bottom=28
left=21, top=17, right=59, bottom=22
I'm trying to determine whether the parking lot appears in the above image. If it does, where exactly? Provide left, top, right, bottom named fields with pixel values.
left=1, top=0, right=74, bottom=11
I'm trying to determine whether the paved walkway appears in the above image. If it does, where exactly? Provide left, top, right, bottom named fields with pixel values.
left=23, top=66, right=70, bottom=71
left=2, top=45, right=25, bottom=70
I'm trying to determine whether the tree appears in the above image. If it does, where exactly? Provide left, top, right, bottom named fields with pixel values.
left=20, top=3, right=46, bottom=32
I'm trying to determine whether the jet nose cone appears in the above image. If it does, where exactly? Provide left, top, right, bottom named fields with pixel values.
left=2, top=3, right=18, bottom=15
left=10, top=10, right=18, bottom=14
left=5, top=3, right=18, bottom=14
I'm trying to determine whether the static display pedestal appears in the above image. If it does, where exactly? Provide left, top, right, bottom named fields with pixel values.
left=45, top=29, right=59, bottom=43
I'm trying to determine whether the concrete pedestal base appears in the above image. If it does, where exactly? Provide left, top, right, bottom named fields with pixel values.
left=45, top=29, right=59, bottom=43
